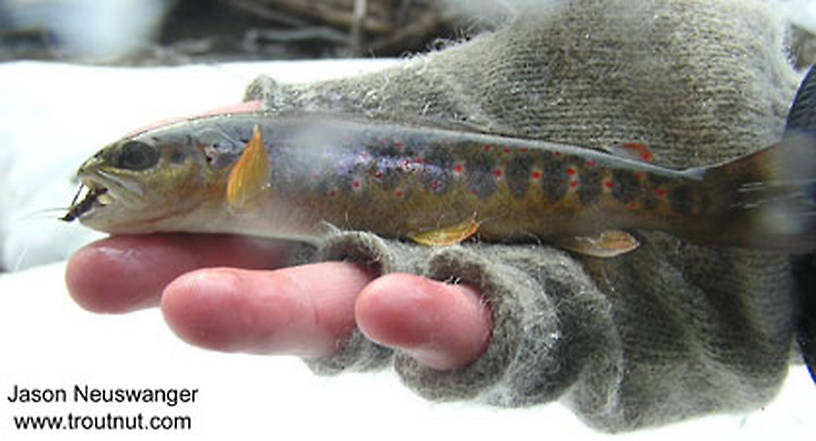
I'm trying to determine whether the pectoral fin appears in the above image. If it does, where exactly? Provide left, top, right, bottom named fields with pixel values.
left=408, top=217, right=480, bottom=247
left=553, top=230, right=640, bottom=257
left=227, top=125, right=270, bottom=210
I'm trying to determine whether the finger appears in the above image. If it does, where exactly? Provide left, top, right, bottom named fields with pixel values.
left=65, top=234, right=292, bottom=314
left=355, top=273, right=492, bottom=371
left=161, top=262, right=373, bottom=357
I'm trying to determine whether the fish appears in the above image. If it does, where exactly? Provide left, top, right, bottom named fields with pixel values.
left=62, top=111, right=816, bottom=257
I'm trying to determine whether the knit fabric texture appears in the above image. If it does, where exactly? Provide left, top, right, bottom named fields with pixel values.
left=245, top=0, right=803, bottom=432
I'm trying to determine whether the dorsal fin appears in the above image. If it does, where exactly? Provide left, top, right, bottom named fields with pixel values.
left=602, top=142, right=655, bottom=163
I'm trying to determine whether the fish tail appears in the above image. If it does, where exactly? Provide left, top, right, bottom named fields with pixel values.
left=698, top=134, right=816, bottom=252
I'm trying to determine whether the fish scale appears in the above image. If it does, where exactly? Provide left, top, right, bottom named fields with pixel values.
left=233, top=118, right=703, bottom=241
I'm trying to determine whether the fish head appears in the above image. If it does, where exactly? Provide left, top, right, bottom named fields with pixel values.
left=64, top=122, right=237, bottom=233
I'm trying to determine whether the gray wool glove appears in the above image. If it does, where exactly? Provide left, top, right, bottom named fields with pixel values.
left=245, top=0, right=803, bottom=432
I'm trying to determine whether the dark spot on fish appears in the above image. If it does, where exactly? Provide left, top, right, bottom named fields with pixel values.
left=643, top=192, right=660, bottom=210
left=169, top=149, right=186, bottom=164
left=202, top=143, right=238, bottom=169
left=314, top=178, right=330, bottom=196
left=378, top=166, right=400, bottom=190
left=541, top=160, right=568, bottom=202
left=578, top=169, right=602, bottom=205
left=647, top=173, right=670, bottom=186
left=468, top=153, right=496, bottom=200
left=670, top=185, right=695, bottom=214
left=422, top=148, right=454, bottom=194
left=368, top=145, right=402, bottom=190
left=506, top=155, right=531, bottom=199
left=335, top=173, right=353, bottom=193
left=332, top=155, right=364, bottom=193
left=611, top=170, right=642, bottom=204
left=117, top=140, right=159, bottom=171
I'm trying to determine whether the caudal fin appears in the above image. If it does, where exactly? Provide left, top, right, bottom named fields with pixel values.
left=700, top=134, right=816, bottom=253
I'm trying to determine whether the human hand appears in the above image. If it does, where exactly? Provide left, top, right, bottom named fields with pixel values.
left=65, top=234, right=492, bottom=371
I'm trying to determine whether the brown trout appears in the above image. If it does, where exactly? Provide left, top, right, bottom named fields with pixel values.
left=62, top=112, right=816, bottom=256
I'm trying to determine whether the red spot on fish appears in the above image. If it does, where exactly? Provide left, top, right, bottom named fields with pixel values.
left=395, top=190, right=403, bottom=198
left=483, top=144, right=492, bottom=152
left=554, top=151, right=562, bottom=157
left=503, top=146, right=511, bottom=154
left=393, top=141, right=403, bottom=149
left=374, top=170, right=383, bottom=178
left=655, top=188, right=667, bottom=198
left=492, top=168, right=503, bottom=179
left=414, top=157, right=424, bottom=164
left=570, top=180, right=579, bottom=188
left=352, top=180, right=360, bottom=188
left=604, top=179, right=614, bottom=189
left=635, top=172, right=645, bottom=181
left=625, top=201, right=637, bottom=210
left=566, top=167, right=576, bottom=176
left=585, top=159, right=596, bottom=167
left=430, top=180, right=442, bottom=191
left=520, top=147, right=529, bottom=153
left=530, top=170, right=542, bottom=180
left=453, top=164, right=464, bottom=175
left=328, top=190, right=337, bottom=198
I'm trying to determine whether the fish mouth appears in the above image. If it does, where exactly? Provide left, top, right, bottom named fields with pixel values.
left=60, top=182, right=112, bottom=222
left=61, top=166, right=146, bottom=222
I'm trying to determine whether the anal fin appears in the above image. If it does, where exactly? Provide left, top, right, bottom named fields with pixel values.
left=553, top=230, right=640, bottom=257
left=408, top=217, right=480, bottom=247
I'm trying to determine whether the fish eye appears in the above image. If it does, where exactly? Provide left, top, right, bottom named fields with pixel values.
left=117, top=141, right=159, bottom=170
